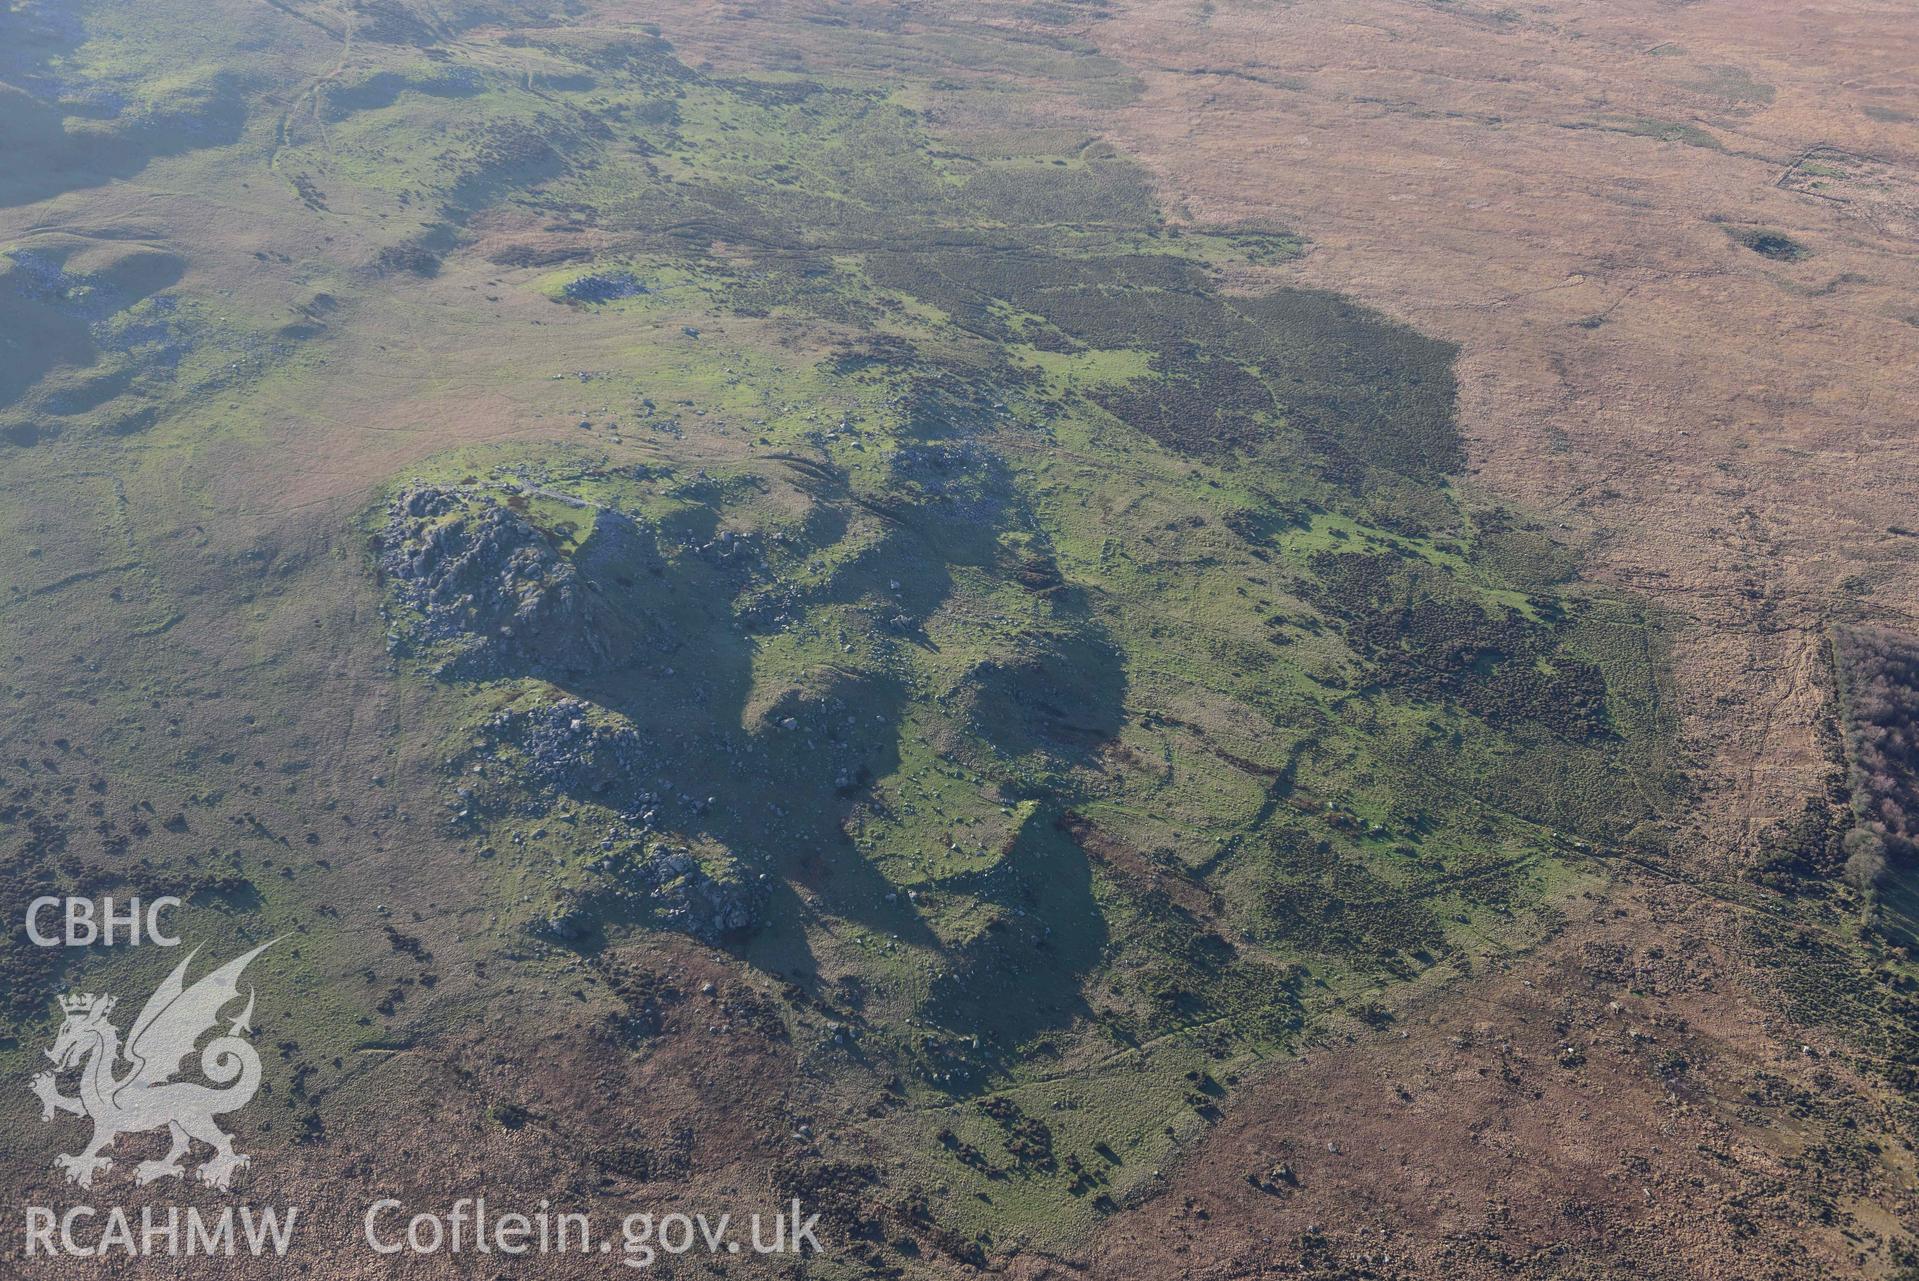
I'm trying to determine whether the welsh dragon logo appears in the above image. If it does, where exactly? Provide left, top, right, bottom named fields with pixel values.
left=30, top=941, right=277, bottom=1190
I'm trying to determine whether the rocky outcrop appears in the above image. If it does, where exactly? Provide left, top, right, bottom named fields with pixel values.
left=483, top=697, right=645, bottom=799
left=379, top=484, right=766, bottom=946
left=533, top=841, right=765, bottom=946
left=628, top=843, right=762, bottom=941
left=380, top=486, right=617, bottom=679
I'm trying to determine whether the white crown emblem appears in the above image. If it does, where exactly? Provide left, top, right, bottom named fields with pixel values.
left=58, top=992, right=113, bottom=1018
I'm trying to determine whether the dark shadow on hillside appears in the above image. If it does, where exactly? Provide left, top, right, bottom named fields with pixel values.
left=0, top=53, right=251, bottom=209
left=0, top=243, right=185, bottom=413
left=920, top=817, right=1104, bottom=1082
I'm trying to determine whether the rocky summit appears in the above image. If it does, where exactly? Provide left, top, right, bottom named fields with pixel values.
left=380, top=486, right=617, bottom=680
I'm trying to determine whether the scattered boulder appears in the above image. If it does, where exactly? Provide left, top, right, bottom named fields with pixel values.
left=535, top=904, right=595, bottom=943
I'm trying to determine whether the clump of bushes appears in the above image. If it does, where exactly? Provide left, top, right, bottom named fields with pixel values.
left=561, top=271, right=647, bottom=303
left=1739, top=229, right=1809, bottom=261
left=1833, top=626, right=1919, bottom=891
